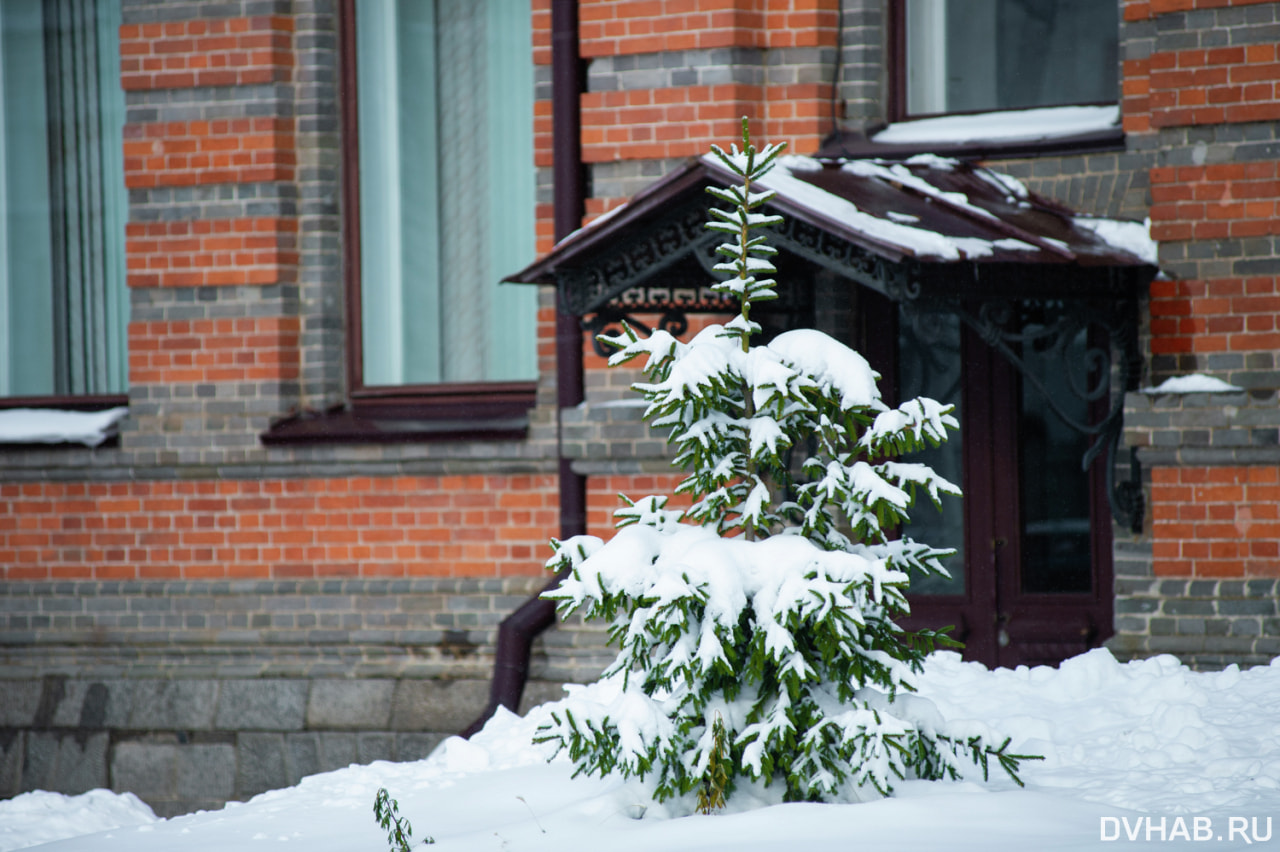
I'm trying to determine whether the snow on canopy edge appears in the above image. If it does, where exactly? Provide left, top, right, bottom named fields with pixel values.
left=0, top=407, right=129, bottom=448
left=704, top=152, right=1150, bottom=268
left=701, top=151, right=989, bottom=262
left=549, top=201, right=630, bottom=251
left=1073, top=216, right=1158, bottom=266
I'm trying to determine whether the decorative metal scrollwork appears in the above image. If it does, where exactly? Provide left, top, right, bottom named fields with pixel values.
left=767, top=216, right=910, bottom=297
left=558, top=202, right=716, bottom=316
left=946, top=297, right=1144, bottom=533
left=581, top=306, right=689, bottom=357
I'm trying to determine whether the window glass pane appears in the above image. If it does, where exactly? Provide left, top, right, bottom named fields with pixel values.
left=898, top=309, right=965, bottom=595
left=906, top=0, right=1118, bottom=116
left=0, top=0, right=125, bottom=397
left=357, top=0, right=537, bottom=387
left=1019, top=328, right=1093, bottom=594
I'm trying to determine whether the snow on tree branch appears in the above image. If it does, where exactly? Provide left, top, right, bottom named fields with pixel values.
left=536, top=118, right=1033, bottom=808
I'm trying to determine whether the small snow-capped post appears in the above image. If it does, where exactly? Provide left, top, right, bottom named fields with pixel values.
left=535, top=121, right=1037, bottom=808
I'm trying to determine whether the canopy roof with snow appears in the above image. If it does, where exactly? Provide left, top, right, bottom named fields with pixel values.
left=506, top=153, right=1157, bottom=319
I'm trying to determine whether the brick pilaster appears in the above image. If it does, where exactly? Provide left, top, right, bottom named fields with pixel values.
left=119, top=3, right=300, bottom=461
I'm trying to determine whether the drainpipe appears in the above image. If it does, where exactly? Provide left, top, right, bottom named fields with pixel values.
left=462, top=0, right=585, bottom=739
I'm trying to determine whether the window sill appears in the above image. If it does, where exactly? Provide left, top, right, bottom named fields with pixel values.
left=261, top=382, right=537, bottom=445
left=821, top=105, right=1124, bottom=161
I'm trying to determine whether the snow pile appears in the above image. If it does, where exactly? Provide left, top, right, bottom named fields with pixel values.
left=872, top=105, right=1121, bottom=146
left=14, top=649, right=1280, bottom=852
left=0, top=790, right=156, bottom=852
left=915, top=650, right=1280, bottom=814
left=0, top=407, right=128, bottom=448
left=1144, top=374, right=1244, bottom=394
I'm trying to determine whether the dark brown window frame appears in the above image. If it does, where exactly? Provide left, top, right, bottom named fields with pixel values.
left=0, top=394, right=127, bottom=412
left=855, top=0, right=1125, bottom=160
left=264, top=0, right=538, bottom=445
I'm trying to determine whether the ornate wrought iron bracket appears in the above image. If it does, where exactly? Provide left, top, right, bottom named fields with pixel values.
left=952, top=298, right=1144, bottom=532
left=898, top=292, right=1144, bottom=532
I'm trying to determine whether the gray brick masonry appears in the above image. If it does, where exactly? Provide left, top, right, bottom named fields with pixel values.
left=1151, top=3, right=1280, bottom=52
left=0, top=577, right=615, bottom=680
left=992, top=151, right=1154, bottom=221
left=0, top=664, right=608, bottom=817
left=293, top=0, right=346, bottom=411
left=121, top=0, right=290, bottom=23
left=1125, top=389, right=1280, bottom=465
left=837, top=0, right=885, bottom=128
left=1109, top=577, right=1280, bottom=669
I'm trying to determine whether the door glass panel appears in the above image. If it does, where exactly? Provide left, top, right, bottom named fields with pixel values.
left=1019, top=328, right=1092, bottom=593
left=898, top=309, right=964, bottom=595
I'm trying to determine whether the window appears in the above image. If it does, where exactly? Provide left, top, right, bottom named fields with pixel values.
left=349, top=0, right=537, bottom=394
left=902, top=0, right=1118, bottom=117
left=0, top=0, right=127, bottom=399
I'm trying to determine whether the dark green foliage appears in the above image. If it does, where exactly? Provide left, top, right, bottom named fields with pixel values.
left=373, top=787, right=431, bottom=851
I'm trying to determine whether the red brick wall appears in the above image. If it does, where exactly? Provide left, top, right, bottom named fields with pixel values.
left=578, top=0, right=837, bottom=57
left=1148, top=275, right=1280, bottom=356
left=0, top=476, right=559, bottom=581
left=1149, top=163, right=1280, bottom=243
left=127, top=317, right=300, bottom=386
left=533, top=0, right=555, bottom=254
left=119, top=16, right=293, bottom=90
left=535, top=0, right=835, bottom=247
left=581, top=84, right=765, bottom=162
left=122, top=118, right=296, bottom=189
left=126, top=217, right=299, bottom=288
left=577, top=0, right=837, bottom=178
left=1149, top=44, right=1280, bottom=127
left=1151, top=467, right=1280, bottom=577
left=1122, top=0, right=1280, bottom=132
left=1124, top=0, right=1277, bottom=18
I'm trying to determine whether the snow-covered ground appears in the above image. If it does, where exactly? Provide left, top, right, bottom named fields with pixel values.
left=6, top=649, right=1280, bottom=851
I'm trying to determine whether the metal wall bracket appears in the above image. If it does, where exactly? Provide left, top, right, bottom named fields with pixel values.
left=946, top=297, right=1144, bottom=533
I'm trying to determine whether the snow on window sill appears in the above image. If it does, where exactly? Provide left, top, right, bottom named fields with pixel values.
left=0, top=406, right=128, bottom=448
left=873, top=105, right=1121, bottom=147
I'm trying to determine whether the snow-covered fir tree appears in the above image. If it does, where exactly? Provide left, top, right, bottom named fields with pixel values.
left=536, top=121, right=1033, bottom=806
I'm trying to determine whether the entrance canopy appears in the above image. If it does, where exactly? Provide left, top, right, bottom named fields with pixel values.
left=507, top=153, right=1157, bottom=315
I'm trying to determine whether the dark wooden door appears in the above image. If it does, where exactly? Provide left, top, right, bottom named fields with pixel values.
left=886, top=304, right=1112, bottom=669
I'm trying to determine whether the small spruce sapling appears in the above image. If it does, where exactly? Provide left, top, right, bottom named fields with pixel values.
left=373, top=787, right=431, bottom=851
left=536, top=119, right=1036, bottom=805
